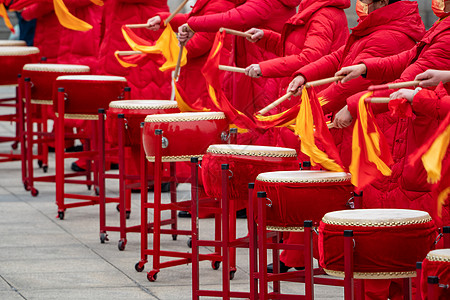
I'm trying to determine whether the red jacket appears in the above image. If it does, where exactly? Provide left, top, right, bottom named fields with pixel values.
left=157, top=0, right=235, bottom=110
left=346, top=17, right=450, bottom=226
left=22, top=2, right=62, bottom=62
left=57, top=0, right=103, bottom=73
left=185, top=0, right=299, bottom=146
left=97, top=0, right=171, bottom=99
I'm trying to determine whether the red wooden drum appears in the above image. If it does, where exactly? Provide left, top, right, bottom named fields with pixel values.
left=22, top=64, right=90, bottom=104
left=0, top=46, right=39, bottom=85
left=202, top=144, right=299, bottom=202
left=319, top=209, right=437, bottom=279
left=254, top=170, right=353, bottom=231
left=421, top=249, right=450, bottom=299
left=0, top=40, right=26, bottom=46
left=107, top=100, right=179, bottom=146
left=143, top=112, right=229, bottom=162
left=55, top=75, right=128, bottom=119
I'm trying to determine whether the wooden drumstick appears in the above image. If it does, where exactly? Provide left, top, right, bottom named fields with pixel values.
left=174, top=44, right=184, bottom=80
left=364, top=97, right=392, bottom=103
left=125, top=24, right=148, bottom=29
left=257, top=92, right=293, bottom=115
left=218, top=65, right=246, bottom=74
left=164, top=0, right=189, bottom=26
left=257, top=76, right=344, bottom=115
left=219, top=27, right=252, bottom=39
left=368, top=80, right=421, bottom=91
left=116, top=50, right=143, bottom=56
left=327, top=122, right=335, bottom=129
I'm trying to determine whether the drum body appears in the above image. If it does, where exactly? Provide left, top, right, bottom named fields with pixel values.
left=0, top=40, right=26, bottom=46
left=421, top=249, right=450, bottom=299
left=143, top=112, right=229, bottom=162
left=0, top=46, right=39, bottom=85
left=107, top=100, right=179, bottom=146
left=319, top=209, right=437, bottom=279
left=55, top=75, right=128, bottom=119
left=22, top=64, right=90, bottom=104
left=202, top=144, right=299, bottom=202
left=255, top=171, right=353, bottom=231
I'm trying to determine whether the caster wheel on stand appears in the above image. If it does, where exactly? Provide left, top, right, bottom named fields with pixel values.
left=43, top=165, right=48, bottom=173
left=187, top=237, right=192, bottom=248
left=135, top=262, right=144, bottom=272
left=126, top=211, right=130, bottom=220
left=212, top=261, right=221, bottom=270
left=31, top=188, right=39, bottom=197
left=23, top=182, right=31, bottom=191
left=147, top=271, right=158, bottom=282
left=230, top=270, right=236, bottom=280
left=172, top=234, right=177, bottom=241
left=58, top=211, right=65, bottom=220
left=11, top=141, right=18, bottom=150
left=37, top=160, right=43, bottom=168
left=100, top=232, right=108, bottom=244
left=118, top=239, right=126, bottom=251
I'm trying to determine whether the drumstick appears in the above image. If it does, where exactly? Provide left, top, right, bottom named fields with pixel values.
left=257, top=76, right=344, bottom=115
left=368, top=80, right=421, bottom=91
left=327, top=122, right=335, bottom=129
left=174, top=44, right=184, bottom=80
left=164, top=0, right=189, bottom=26
left=219, top=27, right=252, bottom=39
left=364, top=97, right=392, bottom=103
left=116, top=50, right=143, bottom=56
left=125, top=24, right=148, bottom=28
left=257, top=92, right=293, bottom=115
left=218, top=65, right=246, bottom=74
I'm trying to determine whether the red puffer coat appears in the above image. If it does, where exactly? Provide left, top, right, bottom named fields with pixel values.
left=186, top=0, right=299, bottom=146
left=97, top=0, right=171, bottom=99
left=294, top=1, right=425, bottom=165
left=21, top=2, right=61, bottom=62
left=156, top=0, right=235, bottom=109
left=57, top=0, right=103, bottom=73
left=346, top=17, right=450, bottom=227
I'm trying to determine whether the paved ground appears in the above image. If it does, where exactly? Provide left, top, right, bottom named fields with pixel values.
left=0, top=86, right=343, bottom=299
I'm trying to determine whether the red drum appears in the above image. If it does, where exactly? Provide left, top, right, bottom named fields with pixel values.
left=202, top=144, right=299, bottom=202
left=143, top=112, right=229, bottom=162
left=0, top=46, right=39, bottom=85
left=255, top=171, right=353, bottom=231
left=107, top=100, right=179, bottom=146
left=55, top=75, right=128, bottom=119
left=421, top=249, right=450, bottom=299
left=22, top=64, right=90, bottom=105
left=319, top=209, right=437, bottom=279
left=0, top=40, right=26, bottom=46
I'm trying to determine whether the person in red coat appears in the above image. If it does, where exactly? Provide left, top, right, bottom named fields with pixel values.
left=177, top=0, right=299, bottom=146
left=147, top=0, right=235, bottom=110
left=329, top=3, right=450, bottom=298
left=97, top=0, right=171, bottom=100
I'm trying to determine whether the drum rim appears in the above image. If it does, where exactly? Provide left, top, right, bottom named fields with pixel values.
left=324, top=269, right=416, bottom=279
left=0, top=46, right=39, bottom=56
left=23, top=63, right=90, bottom=72
left=109, top=100, right=178, bottom=110
left=56, top=75, right=127, bottom=82
left=322, top=209, right=432, bottom=227
left=256, top=170, right=351, bottom=183
left=0, top=40, right=26, bottom=46
left=146, top=154, right=203, bottom=162
left=144, top=111, right=226, bottom=122
left=206, top=144, right=297, bottom=157
left=426, top=249, right=450, bottom=262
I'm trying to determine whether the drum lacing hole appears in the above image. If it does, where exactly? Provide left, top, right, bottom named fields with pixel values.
left=434, top=232, right=443, bottom=245
left=161, top=137, right=169, bottom=149
left=346, top=196, right=355, bottom=209
left=124, top=118, right=129, bottom=130
left=228, top=169, right=233, bottom=179
left=266, top=197, right=272, bottom=207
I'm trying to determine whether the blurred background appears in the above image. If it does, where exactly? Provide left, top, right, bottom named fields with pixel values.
left=0, top=0, right=438, bottom=42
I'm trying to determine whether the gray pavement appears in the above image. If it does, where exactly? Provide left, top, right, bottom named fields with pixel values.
left=0, top=86, right=343, bottom=299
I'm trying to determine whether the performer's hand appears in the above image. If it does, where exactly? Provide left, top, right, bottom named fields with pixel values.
left=335, top=64, right=367, bottom=84
left=245, top=28, right=264, bottom=43
left=390, top=88, right=417, bottom=103
left=178, top=23, right=194, bottom=44
left=287, top=75, right=305, bottom=96
left=146, top=16, right=161, bottom=31
left=245, top=64, right=262, bottom=78
left=415, top=69, right=450, bottom=87
left=332, top=105, right=353, bottom=128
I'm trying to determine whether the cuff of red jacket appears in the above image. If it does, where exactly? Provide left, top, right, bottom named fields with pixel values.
left=157, top=12, right=171, bottom=27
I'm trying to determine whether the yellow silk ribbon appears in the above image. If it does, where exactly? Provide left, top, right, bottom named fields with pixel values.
left=53, top=0, right=103, bottom=31
left=422, top=124, right=450, bottom=184
left=0, top=4, right=14, bottom=33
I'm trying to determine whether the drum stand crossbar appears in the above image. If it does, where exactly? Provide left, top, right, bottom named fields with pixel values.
left=136, top=130, right=221, bottom=282
left=0, top=76, right=21, bottom=164
left=54, top=88, right=101, bottom=220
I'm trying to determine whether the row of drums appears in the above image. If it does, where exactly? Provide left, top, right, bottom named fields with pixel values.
left=2, top=45, right=448, bottom=296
